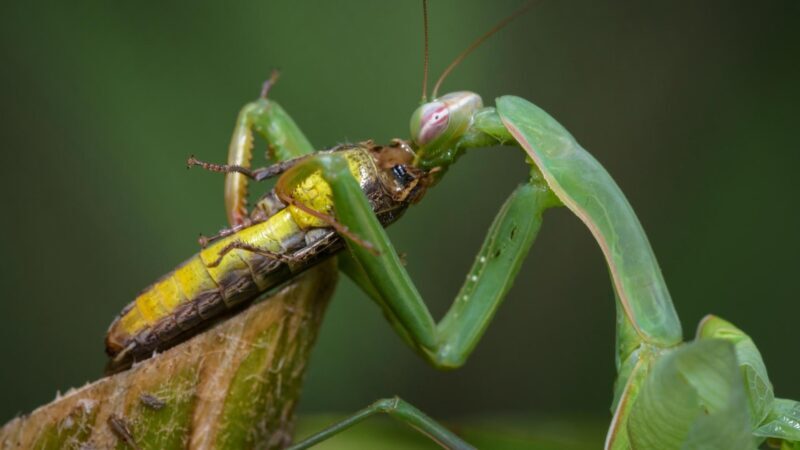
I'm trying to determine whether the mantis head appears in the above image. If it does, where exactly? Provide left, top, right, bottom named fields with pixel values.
left=410, top=0, right=532, bottom=175
left=409, top=91, right=483, bottom=171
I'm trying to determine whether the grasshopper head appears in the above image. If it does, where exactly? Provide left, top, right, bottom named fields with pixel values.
left=410, top=91, right=483, bottom=171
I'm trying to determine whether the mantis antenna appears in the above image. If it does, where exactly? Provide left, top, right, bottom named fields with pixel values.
left=431, top=0, right=542, bottom=99
left=421, top=0, right=430, bottom=102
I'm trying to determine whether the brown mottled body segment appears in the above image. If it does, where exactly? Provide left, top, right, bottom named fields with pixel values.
left=138, top=393, right=166, bottom=410
left=106, top=143, right=421, bottom=372
left=108, top=414, right=139, bottom=449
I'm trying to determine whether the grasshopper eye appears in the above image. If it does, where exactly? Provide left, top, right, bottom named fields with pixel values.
left=391, top=164, right=415, bottom=184
left=416, top=102, right=450, bottom=146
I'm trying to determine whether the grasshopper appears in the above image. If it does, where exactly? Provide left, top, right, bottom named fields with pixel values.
left=104, top=1, right=800, bottom=448
left=105, top=140, right=428, bottom=369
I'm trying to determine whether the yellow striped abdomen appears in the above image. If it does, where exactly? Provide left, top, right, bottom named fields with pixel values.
left=105, top=147, right=378, bottom=366
left=106, top=209, right=304, bottom=358
left=286, top=148, right=374, bottom=228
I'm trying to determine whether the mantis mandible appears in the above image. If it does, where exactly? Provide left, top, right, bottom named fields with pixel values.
left=109, top=1, right=800, bottom=448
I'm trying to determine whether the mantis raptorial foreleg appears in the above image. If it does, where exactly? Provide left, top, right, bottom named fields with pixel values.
left=273, top=151, right=558, bottom=367
left=222, top=71, right=315, bottom=226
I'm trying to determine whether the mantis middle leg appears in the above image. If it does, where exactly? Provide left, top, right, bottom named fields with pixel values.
left=288, top=397, right=474, bottom=450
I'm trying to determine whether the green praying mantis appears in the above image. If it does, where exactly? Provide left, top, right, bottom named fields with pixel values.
left=177, top=2, right=800, bottom=448
left=1, top=2, right=798, bottom=449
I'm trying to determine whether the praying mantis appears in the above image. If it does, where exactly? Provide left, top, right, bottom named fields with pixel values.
left=167, top=1, right=800, bottom=447
left=3, top=0, right=796, bottom=448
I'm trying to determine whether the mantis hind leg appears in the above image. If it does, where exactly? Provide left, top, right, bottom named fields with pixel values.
left=289, top=397, right=474, bottom=450
left=222, top=72, right=315, bottom=226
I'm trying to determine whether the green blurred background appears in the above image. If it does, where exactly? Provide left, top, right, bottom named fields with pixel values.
left=1, top=0, right=798, bottom=445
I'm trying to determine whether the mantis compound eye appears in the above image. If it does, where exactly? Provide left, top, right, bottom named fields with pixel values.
left=416, top=102, right=450, bottom=146
left=409, top=91, right=482, bottom=156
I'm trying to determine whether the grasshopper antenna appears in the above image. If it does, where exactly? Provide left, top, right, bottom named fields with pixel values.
left=421, top=0, right=430, bottom=102
left=431, top=0, right=540, bottom=99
